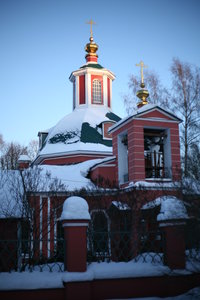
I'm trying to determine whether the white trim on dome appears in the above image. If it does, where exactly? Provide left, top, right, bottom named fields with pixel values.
left=70, top=68, right=115, bottom=82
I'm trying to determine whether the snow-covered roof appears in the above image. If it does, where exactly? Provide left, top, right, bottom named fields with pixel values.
left=38, top=128, right=50, bottom=135
left=125, top=180, right=180, bottom=191
left=18, top=154, right=31, bottom=162
left=0, top=158, right=108, bottom=218
left=40, top=159, right=106, bottom=191
left=111, top=201, right=131, bottom=211
left=137, top=103, right=157, bottom=112
left=35, top=107, right=120, bottom=162
left=142, top=196, right=188, bottom=221
left=109, top=104, right=182, bottom=133
left=0, top=170, right=23, bottom=218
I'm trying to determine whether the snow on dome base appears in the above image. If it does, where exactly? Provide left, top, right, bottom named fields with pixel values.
left=37, top=107, right=121, bottom=157
left=60, top=196, right=91, bottom=220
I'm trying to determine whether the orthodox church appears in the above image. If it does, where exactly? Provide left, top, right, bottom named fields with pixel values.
left=31, top=25, right=182, bottom=189
left=2, top=24, right=197, bottom=274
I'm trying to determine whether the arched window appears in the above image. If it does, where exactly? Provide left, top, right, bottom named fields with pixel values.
left=88, top=210, right=110, bottom=259
left=92, top=79, right=102, bottom=104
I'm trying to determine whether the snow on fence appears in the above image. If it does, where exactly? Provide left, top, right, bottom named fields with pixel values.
left=0, top=197, right=200, bottom=273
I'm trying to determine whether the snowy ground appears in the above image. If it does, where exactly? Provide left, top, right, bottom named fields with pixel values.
left=0, top=257, right=199, bottom=291
left=108, top=286, right=200, bottom=299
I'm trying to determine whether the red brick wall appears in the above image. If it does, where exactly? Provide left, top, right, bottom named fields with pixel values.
left=1, top=274, right=200, bottom=300
left=107, top=77, right=110, bottom=108
left=138, top=110, right=174, bottom=120
left=128, top=120, right=145, bottom=182
left=41, top=154, right=112, bottom=165
left=79, top=75, right=85, bottom=105
left=0, top=219, right=20, bottom=271
left=90, top=164, right=116, bottom=187
left=103, top=122, right=113, bottom=139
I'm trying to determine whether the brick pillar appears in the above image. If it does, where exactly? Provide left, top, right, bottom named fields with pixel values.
left=17, top=154, right=31, bottom=170
left=60, top=196, right=91, bottom=272
left=159, top=220, right=186, bottom=269
left=62, top=219, right=89, bottom=272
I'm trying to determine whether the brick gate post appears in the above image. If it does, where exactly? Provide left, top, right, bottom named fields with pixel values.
left=60, top=196, right=91, bottom=272
left=159, top=219, right=186, bottom=269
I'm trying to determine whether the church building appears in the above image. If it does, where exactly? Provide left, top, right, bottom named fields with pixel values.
left=32, top=26, right=182, bottom=190
left=16, top=25, right=187, bottom=263
left=30, top=25, right=125, bottom=187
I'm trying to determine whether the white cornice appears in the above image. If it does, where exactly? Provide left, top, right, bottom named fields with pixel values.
left=70, top=68, right=115, bottom=81
left=33, top=150, right=113, bottom=165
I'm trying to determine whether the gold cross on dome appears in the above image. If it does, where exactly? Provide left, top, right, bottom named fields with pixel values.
left=136, top=60, right=148, bottom=84
left=86, top=19, right=96, bottom=38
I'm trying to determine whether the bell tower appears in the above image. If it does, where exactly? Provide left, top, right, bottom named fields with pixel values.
left=69, top=20, right=115, bottom=111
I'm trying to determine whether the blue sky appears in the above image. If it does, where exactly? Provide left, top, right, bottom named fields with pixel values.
left=0, top=0, right=200, bottom=145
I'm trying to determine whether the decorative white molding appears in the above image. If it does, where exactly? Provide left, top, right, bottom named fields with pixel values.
left=39, top=196, right=43, bottom=253
left=110, top=78, right=112, bottom=110
left=62, top=222, right=89, bottom=227
left=75, top=76, right=79, bottom=109
left=103, top=75, right=107, bottom=107
left=47, top=197, right=50, bottom=258
left=159, top=221, right=186, bottom=227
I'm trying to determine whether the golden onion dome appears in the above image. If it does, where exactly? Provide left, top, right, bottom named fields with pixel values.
left=136, top=82, right=149, bottom=105
left=85, top=36, right=98, bottom=57
left=136, top=61, right=149, bottom=107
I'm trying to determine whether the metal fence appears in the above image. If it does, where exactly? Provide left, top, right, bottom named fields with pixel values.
left=0, top=238, right=64, bottom=272
left=87, top=225, right=164, bottom=264
left=0, top=213, right=200, bottom=273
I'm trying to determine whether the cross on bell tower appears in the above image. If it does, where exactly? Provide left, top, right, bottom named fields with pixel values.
left=136, top=60, right=149, bottom=108
left=136, top=60, right=148, bottom=87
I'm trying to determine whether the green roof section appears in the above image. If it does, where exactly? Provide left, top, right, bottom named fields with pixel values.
left=48, top=123, right=113, bottom=147
left=81, top=122, right=112, bottom=147
left=49, top=130, right=80, bottom=144
left=80, top=63, right=104, bottom=69
left=46, top=111, right=121, bottom=148
left=106, top=112, right=121, bottom=122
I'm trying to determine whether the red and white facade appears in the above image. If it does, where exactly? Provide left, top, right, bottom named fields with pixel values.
left=34, top=35, right=117, bottom=166
left=69, top=67, right=114, bottom=111
left=69, top=34, right=115, bottom=111
left=109, top=104, right=182, bottom=186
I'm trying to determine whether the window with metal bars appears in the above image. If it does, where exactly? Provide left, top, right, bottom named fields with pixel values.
left=144, top=128, right=166, bottom=178
left=92, top=79, right=102, bottom=104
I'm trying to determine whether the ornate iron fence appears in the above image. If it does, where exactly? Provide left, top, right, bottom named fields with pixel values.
left=0, top=210, right=200, bottom=272
left=87, top=227, right=164, bottom=264
left=87, top=212, right=200, bottom=272
left=0, top=238, right=64, bottom=272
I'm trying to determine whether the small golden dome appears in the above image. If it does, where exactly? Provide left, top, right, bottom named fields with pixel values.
left=136, top=87, right=149, bottom=104
left=135, top=60, right=149, bottom=107
left=85, top=36, right=98, bottom=57
left=136, top=82, right=149, bottom=107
